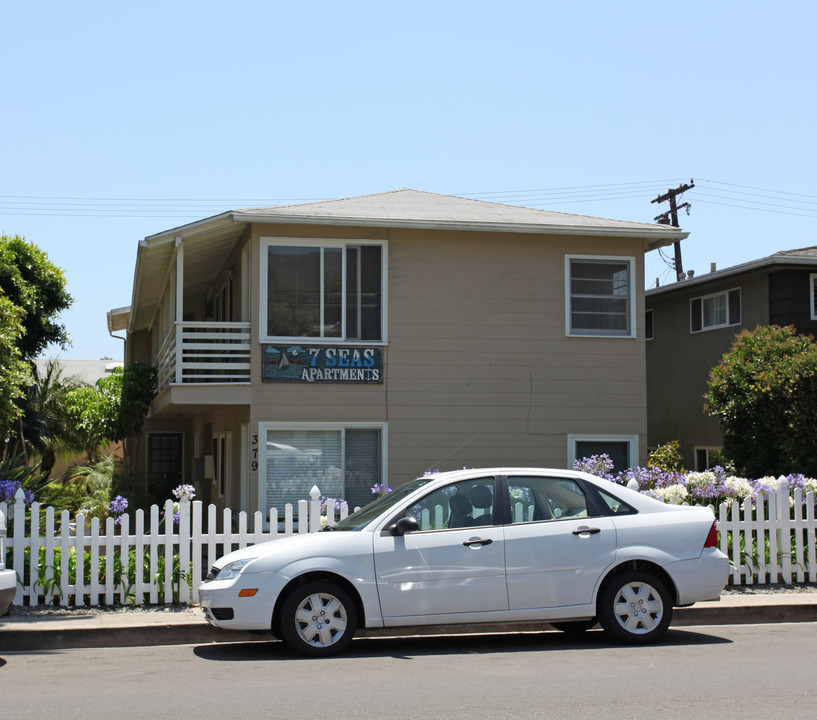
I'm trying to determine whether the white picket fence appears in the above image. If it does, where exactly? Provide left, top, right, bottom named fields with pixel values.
left=2, top=483, right=816, bottom=609
left=1, top=485, right=349, bottom=608
left=717, top=485, right=817, bottom=585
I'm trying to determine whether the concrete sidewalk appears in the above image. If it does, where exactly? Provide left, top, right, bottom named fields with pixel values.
left=1, top=593, right=816, bottom=652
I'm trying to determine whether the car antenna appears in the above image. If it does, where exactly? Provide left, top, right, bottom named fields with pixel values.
left=423, top=430, right=485, bottom=474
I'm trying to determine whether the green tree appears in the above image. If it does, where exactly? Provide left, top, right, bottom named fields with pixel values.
left=0, top=234, right=72, bottom=360
left=18, top=360, right=88, bottom=477
left=65, top=362, right=157, bottom=464
left=705, top=325, right=817, bottom=477
left=0, top=293, right=31, bottom=440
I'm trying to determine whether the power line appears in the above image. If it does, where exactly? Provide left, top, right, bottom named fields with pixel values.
left=2, top=179, right=816, bottom=222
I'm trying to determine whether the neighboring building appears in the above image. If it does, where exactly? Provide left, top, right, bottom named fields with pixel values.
left=110, top=188, right=683, bottom=515
left=646, top=246, right=817, bottom=470
left=34, top=358, right=124, bottom=387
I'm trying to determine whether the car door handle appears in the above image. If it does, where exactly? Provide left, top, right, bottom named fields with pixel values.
left=463, top=538, right=493, bottom=547
left=572, top=526, right=601, bottom=536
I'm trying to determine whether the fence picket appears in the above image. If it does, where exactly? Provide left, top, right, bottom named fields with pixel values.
left=807, top=492, right=817, bottom=583
left=149, top=505, right=160, bottom=604
left=75, top=513, right=85, bottom=605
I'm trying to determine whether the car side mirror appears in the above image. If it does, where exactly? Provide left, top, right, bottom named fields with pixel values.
left=392, top=516, right=419, bottom=536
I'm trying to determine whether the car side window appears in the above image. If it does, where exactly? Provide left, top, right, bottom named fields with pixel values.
left=508, top=476, right=589, bottom=524
left=405, top=479, right=495, bottom=531
left=596, top=488, right=637, bottom=515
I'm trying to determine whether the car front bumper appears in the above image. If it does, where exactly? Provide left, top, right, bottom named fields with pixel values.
left=198, top=570, right=290, bottom=631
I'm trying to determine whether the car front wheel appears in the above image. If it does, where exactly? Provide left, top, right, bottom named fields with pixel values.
left=598, top=571, right=672, bottom=644
left=279, top=580, right=357, bottom=656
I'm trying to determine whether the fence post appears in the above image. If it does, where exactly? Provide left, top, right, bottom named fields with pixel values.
left=12, top=488, right=26, bottom=604
left=309, top=485, right=322, bottom=533
left=776, top=476, right=792, bottom=584
left=179, top=497, right=191, bottom=604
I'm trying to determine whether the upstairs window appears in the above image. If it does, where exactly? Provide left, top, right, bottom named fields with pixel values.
left=690, top=288, right=741, bottom=332
left=566, top=256, right=635, bottom=337
left=261, top=239, right=385, bottom=342
left=811, top=274, right=817, bottom=320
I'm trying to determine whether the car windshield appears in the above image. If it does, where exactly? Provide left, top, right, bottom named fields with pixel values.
left=328, top=478, right=432, bottom=531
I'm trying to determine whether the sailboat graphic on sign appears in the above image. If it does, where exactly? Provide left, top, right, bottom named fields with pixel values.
left=277, top=352, right=290, bottom=372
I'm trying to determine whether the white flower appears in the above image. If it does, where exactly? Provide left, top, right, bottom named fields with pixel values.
left=685, top=471, right=716, bottom=489
left=653, top=484, right=689, bottom=504
left=803, top=477, right=817, bottom=495
left=757, top=476, right=779, bottom=490
left=724, top=477, right=753, bottom=499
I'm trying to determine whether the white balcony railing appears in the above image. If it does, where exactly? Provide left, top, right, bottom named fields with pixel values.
left=156, top=321, right=251, bottom=391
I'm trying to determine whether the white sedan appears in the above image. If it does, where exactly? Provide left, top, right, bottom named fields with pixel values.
left=199, top=468, right=729, bottom=656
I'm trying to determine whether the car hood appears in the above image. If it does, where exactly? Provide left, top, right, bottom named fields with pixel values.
left=212, top=530, right=374, bottom=575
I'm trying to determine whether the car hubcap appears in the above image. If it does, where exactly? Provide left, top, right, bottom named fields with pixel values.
left=612, top=581, right=664, bottom=634
left=294, top=592, right=348, bottom=647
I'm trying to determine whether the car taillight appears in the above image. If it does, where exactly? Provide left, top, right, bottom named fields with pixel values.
left=704, top=521, right=718, bottom=548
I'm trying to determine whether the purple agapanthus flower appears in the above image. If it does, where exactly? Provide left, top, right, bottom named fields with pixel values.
left=0, top=480, right=34, bottom=504
left=109, top=495, right=129, bottom=514
left=371, top=483, right=393, bottom=496
left=320, top=496, right=348, bottom=513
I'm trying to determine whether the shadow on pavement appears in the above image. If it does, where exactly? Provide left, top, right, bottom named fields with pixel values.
left=193, top=626, right=732, bottom=662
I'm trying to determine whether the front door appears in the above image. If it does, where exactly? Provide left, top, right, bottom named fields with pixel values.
left=373, top=477, right=507, bottom=620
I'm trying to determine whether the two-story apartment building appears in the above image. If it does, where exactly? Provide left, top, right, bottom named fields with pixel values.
left=646, top=246, right=817, bottom=470
left=110, top=188, right=684, bottom=517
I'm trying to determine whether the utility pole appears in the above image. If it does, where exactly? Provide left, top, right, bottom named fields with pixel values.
left=652, top=180, right=694, bottom=281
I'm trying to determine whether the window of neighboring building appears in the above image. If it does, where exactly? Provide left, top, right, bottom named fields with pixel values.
left=259, top=423, right=386, bottom=519
left=811, top=274, right=817, bottom=321
left=690, top=288, right=741, bottom=332
left=260, top=238, right=385, bottom=342
left=645, top=308, right=654, bottom=340
left=568, top=434, right=638, bottom=474
left=695, top=447, right=724, bottom=471
left=565, top=256, right=635, bottom=337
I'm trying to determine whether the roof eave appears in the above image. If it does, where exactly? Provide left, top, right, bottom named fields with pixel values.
left=646, top=253, right=817, bottom=296
left=231, top=211, right=686, bottom=243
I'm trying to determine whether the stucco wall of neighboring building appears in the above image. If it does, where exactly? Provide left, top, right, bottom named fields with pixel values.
left=646, top=271, right=769, bottom=469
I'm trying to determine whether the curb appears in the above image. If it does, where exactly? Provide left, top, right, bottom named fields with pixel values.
left=3, top=600, right=816, bottom=652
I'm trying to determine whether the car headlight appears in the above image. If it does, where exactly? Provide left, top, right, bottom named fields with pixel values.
left=215, top=558, right=256, bottom=580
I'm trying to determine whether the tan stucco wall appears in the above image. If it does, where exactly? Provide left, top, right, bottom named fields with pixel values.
left=244, top=223, right=649, bottom=500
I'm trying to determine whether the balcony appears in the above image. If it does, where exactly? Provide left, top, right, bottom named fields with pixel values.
left=156, top=322, right=251, bottom=392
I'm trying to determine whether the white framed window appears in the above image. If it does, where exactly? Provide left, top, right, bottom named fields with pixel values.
left=260, top=238, right=387, bottom=343
left=567, top=434, right=638, bottom=474
left=810, top=274, right=817, bottom=321
left=257, top=422, right=387, bottom=521
left=565, top=255, right=636, bottom=337
left=690, top=288, right=741, bottom=332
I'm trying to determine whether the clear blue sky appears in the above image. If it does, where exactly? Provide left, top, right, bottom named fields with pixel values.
left=3, top=1, right=816, bottom=360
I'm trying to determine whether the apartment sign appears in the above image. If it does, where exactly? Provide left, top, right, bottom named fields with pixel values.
left=262, top=345, right=382, bottom=383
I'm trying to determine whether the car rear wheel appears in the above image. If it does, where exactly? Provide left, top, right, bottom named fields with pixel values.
left=598, top=571, right=672, bottom=644
left=279, top=580, right=357, bottom=657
